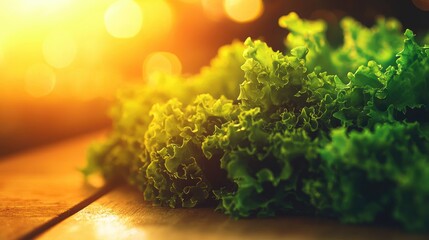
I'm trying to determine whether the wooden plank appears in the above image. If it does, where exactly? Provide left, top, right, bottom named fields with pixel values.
left=0, top=132, right=108, bottom=240
left=40, top=186, right=429, bottom=240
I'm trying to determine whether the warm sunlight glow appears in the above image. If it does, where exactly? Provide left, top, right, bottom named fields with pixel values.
left=0, top=45, right=4, bottom=65
left=143, top=52, right=182, bottom=80
left=66, top=69, right=118, bottom=101
left=18, top=0, right=72, bottom=15
left=76, top=204, right=147, bottom=239
left=43, top=31, right=77, bottom=69
left=25, top=64, right=56, bottom=97
left=140, top=0, right=173, bottom=39
left=86, top=173, right=105, bottom=188
left=202, top=0, right=226, bottom=21
left=105, top=0, right=143, bottom=39
left=179, top=0, right=200, bottom=3
left=0, top=36, right=4, bottom=63
left=224, top=0, right=263, bottom=23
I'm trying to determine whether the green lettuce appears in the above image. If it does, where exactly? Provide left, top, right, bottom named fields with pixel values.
left=84, top=13, right=429, bottom=231
left=307, top=123, right=429, bottom=231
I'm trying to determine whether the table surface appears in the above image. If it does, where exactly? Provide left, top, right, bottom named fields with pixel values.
left=1, top=132, right=428, bottom=240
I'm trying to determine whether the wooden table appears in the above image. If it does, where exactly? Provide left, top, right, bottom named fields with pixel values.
left=0, top=133, right=428, bottom=240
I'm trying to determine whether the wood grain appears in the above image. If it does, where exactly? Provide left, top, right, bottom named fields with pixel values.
left=0, top=132, right=107, bottom=240
left=40, top=186, right=429, bottom=240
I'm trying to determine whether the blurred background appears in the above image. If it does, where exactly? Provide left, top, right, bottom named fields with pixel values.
left=0, top=0, right=428, bottom=156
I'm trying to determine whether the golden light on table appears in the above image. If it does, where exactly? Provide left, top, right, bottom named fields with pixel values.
left=92, top=206, right=147, bottom=240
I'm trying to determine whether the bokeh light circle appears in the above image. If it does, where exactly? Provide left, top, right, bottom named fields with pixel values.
left=105, top=0, right=143, bottom=38
left=224, top=0, right=263, bottom=23
left=25, top=63, right=56, bottom=97
left=143, top=52, right=182, bottom=81
left=43, top=31, right=77, bottom=69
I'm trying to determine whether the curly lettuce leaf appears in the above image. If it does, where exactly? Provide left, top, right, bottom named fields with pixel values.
left=143, top=94, right=238, bottom=207
left=307, top=123, right=429, bottom=231
left=190, top=41, right=245, bottom=100
left=238, top=37, right=310, bottom=114
left=83, top=42, right=246, bottom=182
left=84, top=14, right=429, bottom=232
left=203, top=107, right=319, bottom=217
left=280, top=12, right=403, bottom=78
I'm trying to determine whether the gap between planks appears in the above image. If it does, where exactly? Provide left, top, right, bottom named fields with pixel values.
left=39, top=185, right=429, bottom=240
left=0, top=131, right=108, bottom=240
left=18, top=183, right=118, bottom=240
